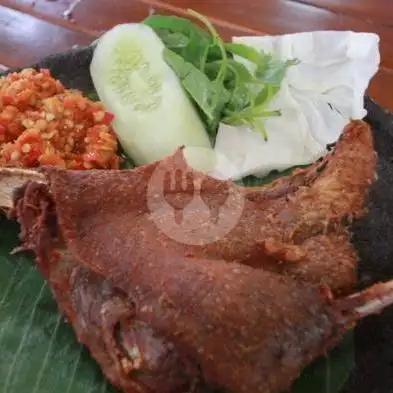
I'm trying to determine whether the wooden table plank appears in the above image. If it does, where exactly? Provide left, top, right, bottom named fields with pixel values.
left=1, top=0, right=261, bottom=38
left=140, top=0, right=393, bottom=70
left=0, top=5, right=92, bottom=68
left=0, top=1, right=391, bottom=110
left=368, top=68, right=393, bottom=111
left=5, top=0, right=393, bottom=68
left=291, top=0, right=393, bottom=27
left=0, top=0, right=99, bottom=35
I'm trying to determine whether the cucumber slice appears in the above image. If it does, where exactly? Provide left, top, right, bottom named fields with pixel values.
left=90, top=23, right=212, bottom=166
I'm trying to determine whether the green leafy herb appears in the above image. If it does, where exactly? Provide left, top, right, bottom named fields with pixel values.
left=154, top=29, right=190, bottom=49
left=253, top=85, right=280, bottom=107
left=119, top=146, right=135, bottom=169
left=226, top=59, right=257, bottom=86
left=87, top=91, right=100, bottom=101
left=187, top=9, right=228, bottom=84
left=163, top=48, right=230, bottom=123
left=262, top=58, right=300, bottom=85
left=144, top=14, right=219, bottom=69
left=223, top=42, right=298, bottom=138
left=225, top=42, right=265, bottom=65
left=144, top=10, right=298, bottom=142
left=144, top=14, right=211, bottom=42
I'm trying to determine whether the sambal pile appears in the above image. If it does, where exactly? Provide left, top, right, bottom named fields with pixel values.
left=0, top=68, right=121, bottom=169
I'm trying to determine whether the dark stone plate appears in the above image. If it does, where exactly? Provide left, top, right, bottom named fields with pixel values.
left=3, top=46, right=393, bottom=393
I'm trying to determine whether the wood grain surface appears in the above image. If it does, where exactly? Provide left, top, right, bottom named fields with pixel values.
left=0, top=0, right=391, bottom=109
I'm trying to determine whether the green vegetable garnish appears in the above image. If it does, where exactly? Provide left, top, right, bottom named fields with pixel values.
left=144, top=10, right=298, bottom=140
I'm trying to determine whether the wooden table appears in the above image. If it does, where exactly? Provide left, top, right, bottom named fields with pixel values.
left=0, top=0, right=392, bottom=110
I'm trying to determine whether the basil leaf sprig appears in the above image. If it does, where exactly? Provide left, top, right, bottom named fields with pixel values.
left=144, top=10, right=298, bottom=141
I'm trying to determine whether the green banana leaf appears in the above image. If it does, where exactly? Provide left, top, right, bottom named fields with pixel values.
left=0, top=216, right=118, bottom=393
